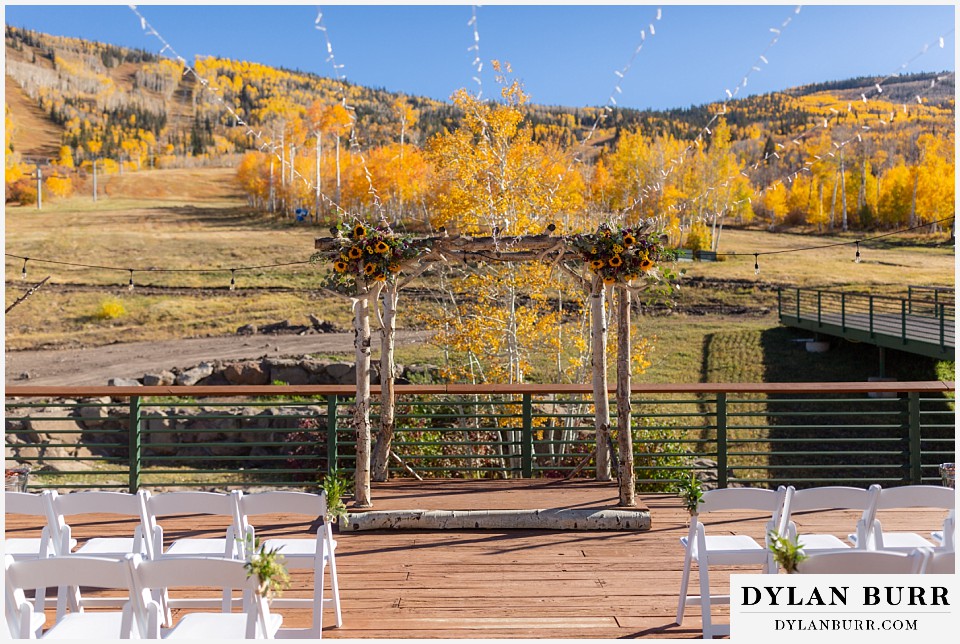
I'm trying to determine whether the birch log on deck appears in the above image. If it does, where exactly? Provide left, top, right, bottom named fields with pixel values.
left=371, top=282, right=399, bottom=481
left=352, top=295, right=373, bottom=507
left=615, top=286, right=636, bottom=507
left=590, top=281, right=612, bottom=482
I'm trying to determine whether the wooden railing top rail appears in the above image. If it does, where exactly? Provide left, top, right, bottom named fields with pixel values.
left=4, top=381, right=954, bottom=399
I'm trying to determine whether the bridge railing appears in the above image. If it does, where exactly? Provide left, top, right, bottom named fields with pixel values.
left=778, top=287, right=955, bottom=355
left=5, top=382, right=954, bottom=492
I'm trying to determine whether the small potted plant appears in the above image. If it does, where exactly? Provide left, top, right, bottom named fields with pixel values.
left=243, top=536, right=291, bottom=600
left=767, top=531, right=808, bottom=573
left=672, top=471, right=704, bottom=515
left=321, top=468, right=351, bottom=524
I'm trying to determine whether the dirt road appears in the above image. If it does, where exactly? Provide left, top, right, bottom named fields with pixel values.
left=4, top=329, right=432, bottom=387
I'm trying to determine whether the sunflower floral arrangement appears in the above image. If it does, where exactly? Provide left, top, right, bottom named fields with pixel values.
left=569, top=223, right=671, bottom=285
left=324, top=221, right=424, bottom=289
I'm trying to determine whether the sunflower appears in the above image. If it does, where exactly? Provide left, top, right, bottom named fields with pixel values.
left=364, top=263, right=377, bottom=275
left=333, top=261, right=348, bottom=273
left=388, top=263, right=401, bottom=273
left=624, top=274, right=639, bottom=282
left=353, top=223, right=366, bottom=238
left=639, top=256, right=654, bottom=271
left=623, top=234, right=636, bottom=247
left=374, top=240, right=390, bottom=254
left=373, top=274, right=387, bottom=282
left=348, top=246, right=362, bottom=259
left=590, top=259, right=605, bottom=270
left=608, top=255, right=623, bottom=267
left=612, top=244, right=624, bottom=254
left=603, top=277, right=616, bottom=285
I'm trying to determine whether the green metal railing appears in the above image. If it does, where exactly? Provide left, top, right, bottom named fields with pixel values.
left=5, top=382, right=954, bottom=492
left=778, top=287, right=955, bottom=358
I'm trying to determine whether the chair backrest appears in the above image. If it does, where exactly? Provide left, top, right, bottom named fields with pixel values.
left=874, top=485, right=955, bottom=511
left=132, top=557, right=270, bottom=638
left=778, top=484, right=880, bottom=542
left=144, top=491, right=239, bottom=519
left=5, top=553, right=142, bottom=639
left=50, top=490, right=151, bottom=556
left=697, top=487, right=785, bottom=515
left=925, top=550, right=955, bottom=574
left=797, top=549, right=928, bottom=574
left=235, top=490, right=328, bottom=520
left=5, top=490, right=58, bottom=553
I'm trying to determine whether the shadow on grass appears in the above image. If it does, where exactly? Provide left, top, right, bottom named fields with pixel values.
left=760, top=328, right=954, bottom=487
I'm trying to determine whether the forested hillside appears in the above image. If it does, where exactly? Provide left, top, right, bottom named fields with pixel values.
left=5, top=26, right=955, bottom=242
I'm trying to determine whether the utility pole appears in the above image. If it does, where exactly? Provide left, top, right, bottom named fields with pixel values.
left=92, top=158, right=98, bottom=202
left=35, top=165, right=42, bottom=210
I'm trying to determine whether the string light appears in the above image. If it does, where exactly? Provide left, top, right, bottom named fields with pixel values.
left=229, top=269, right=236, bottom=291
left=754, top=253, right=760, bottom=275
left=855, top=241, right=862, bottom=264
left=20, top=258, right=28, bottom=280
left=128, top=270, right=135, bottom=292
left=467, top=6, right=483, bottom=99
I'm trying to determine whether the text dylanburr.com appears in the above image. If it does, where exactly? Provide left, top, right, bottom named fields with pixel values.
left=731, top=574, right=958, bottom=640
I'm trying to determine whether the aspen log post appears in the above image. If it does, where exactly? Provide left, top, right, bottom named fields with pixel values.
left=352, top=295, right=373, bottom=507
left=590, top=281, right=612, bottom=481
left=616, top=285, right=636, bottom=507
left=372, top=282, right=399, bottom=481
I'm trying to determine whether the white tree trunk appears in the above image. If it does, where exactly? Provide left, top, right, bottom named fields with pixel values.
left=590, top=283, right=611, bottom=481
left=315, top=133, right=322, bottom=222
left=372, top=283, right=399, bottom=481
left=353, top=296, right=373, bottom=507
left=616, top=286, right=636, bottom=507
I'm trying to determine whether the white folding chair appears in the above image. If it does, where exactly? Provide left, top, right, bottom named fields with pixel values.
left=796, top=549, right=928, bottom=574
left=131, top=556, right=281, bottom=639
left=4, top=554, right=141, bottom=639
left=233, top=490, right=342, bottom=637
left=779, top=485, right=880, bottom=555
left=142, top=491, right=240, bottom=560
left=676, top=486, right=787, bottom=640
left=924, top=549, right=955, bottom=574
left=4, top=491, right=72, bottom=627
left=850, top=485, right=955, bottom=551
left=142, top=491, right=242, bottom=626
left=48, top=490, right=152, bottom=618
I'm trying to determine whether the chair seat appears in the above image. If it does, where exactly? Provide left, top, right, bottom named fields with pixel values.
left=41, top=610, right=130, bottom=639
left=162, top=539, right=232, bottom=557
left=683, top=534, right=766, bottom=563
left=796, top=534, right=851, bottom=551
left=878, top=532, right=936, bottom=549
left=262, top=537, right=336, bottom=559
left=932, top=530, right=944, bottom=545
left=4, top=538, right=47, bottom=557
left=163, top=611, right=282, bottom=639
left=74, top=538, right=143, bottom=557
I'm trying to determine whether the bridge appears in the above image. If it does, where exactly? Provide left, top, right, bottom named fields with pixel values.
left=777, top=286, right=955, bottom=360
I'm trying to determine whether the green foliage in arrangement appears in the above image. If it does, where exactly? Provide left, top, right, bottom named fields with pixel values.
left=768, top=531, right=808, bottom=573
left=321, top=468, right=352, bottom=523
left=242, top=536, right=290, bottom=599
left=671, top=471, right=705, bottom=515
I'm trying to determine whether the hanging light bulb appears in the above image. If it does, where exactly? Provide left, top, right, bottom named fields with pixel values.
left=855, top=241, right=862, bottom=264
left=229, top=269, right=236, bottom=291
left=21, top=258, right=28, bottom=280
left=754, top=254, right=760, bottom=275
left=128, top=270, right=135, bottom=292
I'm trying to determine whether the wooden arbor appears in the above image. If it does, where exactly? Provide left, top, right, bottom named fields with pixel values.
left=314, top=222, right=674, bottom=507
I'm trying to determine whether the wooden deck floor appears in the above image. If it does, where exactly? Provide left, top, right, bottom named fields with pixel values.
left=4, top=479, right=950, bottom=639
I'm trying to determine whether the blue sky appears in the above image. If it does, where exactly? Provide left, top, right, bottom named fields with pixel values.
left=3, top=3, right=956, bottom=111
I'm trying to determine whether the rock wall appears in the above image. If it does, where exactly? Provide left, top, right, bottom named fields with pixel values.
left=110, top=357, right=440, bottom=387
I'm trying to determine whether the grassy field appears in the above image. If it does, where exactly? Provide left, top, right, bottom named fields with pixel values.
left=5, top=167, right=954, bottom=385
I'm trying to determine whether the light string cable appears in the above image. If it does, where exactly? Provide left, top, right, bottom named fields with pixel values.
left=5, top=253, right=314, bottom=291
left=314, top=8, right=386, bottom=225
left=544, top=6, right=663, bottom=225
left=720, top=28, right=956, bottom=216
left=128, top=4, right=352, bottom=219
left=713, top=215, right=954, bottom=277
left=467, top=5, right=483, bottom=100
left=7, top=214, right=951, bottom=287
left=621, top=5, right=803, bottom=220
